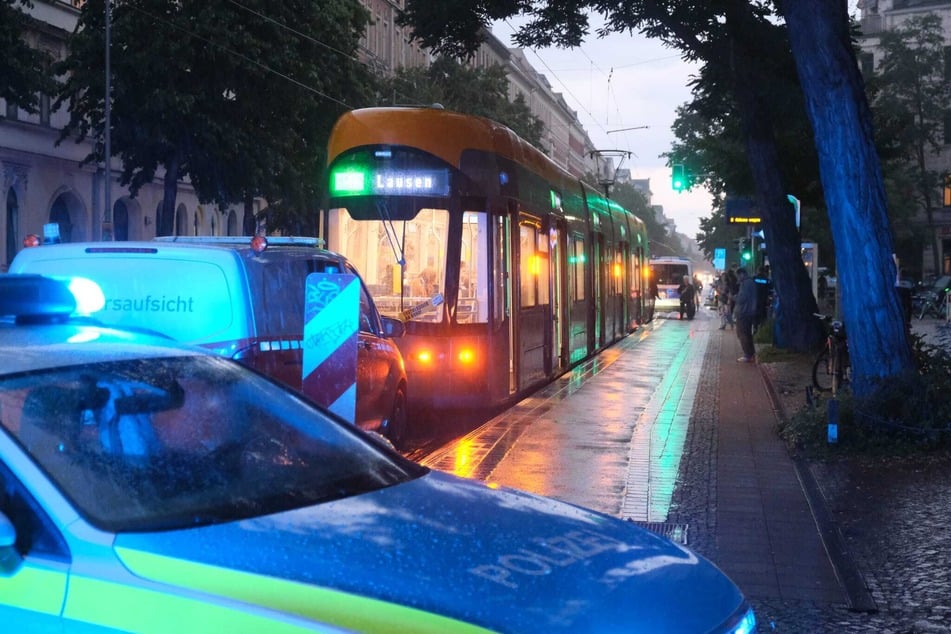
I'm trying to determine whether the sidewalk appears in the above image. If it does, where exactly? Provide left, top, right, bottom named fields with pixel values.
left=711, top=326, right=844, bottom=603
left=421, top=312, right=858, bottom=610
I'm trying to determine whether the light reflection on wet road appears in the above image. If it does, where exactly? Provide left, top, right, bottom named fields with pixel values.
left=420, top=314, right=711, bottom=522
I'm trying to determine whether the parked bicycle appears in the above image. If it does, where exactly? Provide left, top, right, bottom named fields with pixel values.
left=917, top=275, right=951, bottom=320
left=812, top=313, right=850, bottom=394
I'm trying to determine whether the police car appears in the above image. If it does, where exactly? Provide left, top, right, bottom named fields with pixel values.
left=0, top=274, right=756, bottom=633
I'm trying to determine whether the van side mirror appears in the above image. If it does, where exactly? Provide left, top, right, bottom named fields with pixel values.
left=0, top=512, right=22, bottom=575
left=381, top=316, right=405, bottom=338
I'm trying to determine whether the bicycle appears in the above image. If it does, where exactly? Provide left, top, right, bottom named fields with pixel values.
left=917, top=288, right=949, bottom=320
left=812, top=313, right=850, bottom=394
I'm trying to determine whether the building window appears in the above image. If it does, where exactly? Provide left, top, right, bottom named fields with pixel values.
left=860, top=51, right=875, bottom=77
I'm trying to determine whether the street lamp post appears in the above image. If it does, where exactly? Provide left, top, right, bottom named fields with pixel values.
left=103, top=0, right=112, bottom=240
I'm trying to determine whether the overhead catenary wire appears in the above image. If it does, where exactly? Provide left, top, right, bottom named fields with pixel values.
left=122, top=3, right=358, bottom=108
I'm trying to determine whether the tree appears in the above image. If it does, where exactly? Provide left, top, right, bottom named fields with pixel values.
left=399, top=0, right=915, bottom=393
left=666, top=46, right=833, bottom=269
left=55, top=0, right=373, bottom=236
left=780, top=0, right=914, bottom=393
left=0, top=0, right=53, bottom=113
left=867, top=13, right=951, bottom=277
left=379, top=57, right=544, bottom=147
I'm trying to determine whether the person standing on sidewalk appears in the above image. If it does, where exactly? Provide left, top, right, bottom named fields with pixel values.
left=733, top=268, right=757, bottom=362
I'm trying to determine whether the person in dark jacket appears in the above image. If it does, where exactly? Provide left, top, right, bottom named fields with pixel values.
left=733, top=268, right=757, bottom=362
left=677, top=275, right=696, bottom=320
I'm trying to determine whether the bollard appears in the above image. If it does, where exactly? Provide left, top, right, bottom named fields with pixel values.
left=827, top=397, right=839, bottom=443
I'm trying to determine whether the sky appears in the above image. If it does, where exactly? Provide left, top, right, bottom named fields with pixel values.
left=491, top=20, right=711, bottom=240
left=493, top=5, right=865, bottom=241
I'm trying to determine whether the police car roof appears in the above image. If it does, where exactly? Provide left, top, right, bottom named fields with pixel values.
left=0, top=274, right=198, bottom=374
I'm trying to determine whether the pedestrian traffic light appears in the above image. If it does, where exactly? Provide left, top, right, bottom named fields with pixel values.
left=672, top=164, right=686, bottom=192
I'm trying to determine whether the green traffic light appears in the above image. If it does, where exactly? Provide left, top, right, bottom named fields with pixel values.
left=742, top=251, right=752, bottom=262
left=672, top=164, right=686, bottom=191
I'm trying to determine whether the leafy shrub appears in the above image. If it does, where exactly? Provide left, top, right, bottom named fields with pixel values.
left=778, top=334, right=951, bottom=457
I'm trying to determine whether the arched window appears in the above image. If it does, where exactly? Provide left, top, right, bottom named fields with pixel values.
left=6, top=188, right=19, bottom=267
left=50, top=195, right=72, bottom=243
left=114, top=199, right=129, bottom=241
left=175, top=204, right=187, bottom=236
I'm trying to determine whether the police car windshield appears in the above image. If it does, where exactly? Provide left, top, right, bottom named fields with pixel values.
left=0, top=356, right=422, bottom=532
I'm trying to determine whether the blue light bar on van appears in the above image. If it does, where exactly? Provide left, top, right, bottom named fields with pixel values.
left=330, top=166, right=450, bottom=197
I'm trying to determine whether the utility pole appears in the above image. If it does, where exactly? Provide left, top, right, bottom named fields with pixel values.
left=103, top=0, right=112, bottom=240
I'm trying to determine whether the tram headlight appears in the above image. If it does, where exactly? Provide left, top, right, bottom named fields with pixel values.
left=458, top=348, right=475, bottom=364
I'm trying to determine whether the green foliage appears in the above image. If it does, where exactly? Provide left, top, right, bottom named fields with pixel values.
left=665, top=30, right=834, bottom=267
left=378, top=58, right=543, bottom=147
left=754, top=317, right=773, bottom=345
left=55, top=0, right=374, bottom=234
left=0, top=0, right=54, bottom=113
left=866, top=12, right=951, bottom=277
left=779, top=338, right=951, bottom=457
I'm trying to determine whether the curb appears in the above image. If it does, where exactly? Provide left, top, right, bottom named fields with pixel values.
left=757, top=362, right=879, bottom=613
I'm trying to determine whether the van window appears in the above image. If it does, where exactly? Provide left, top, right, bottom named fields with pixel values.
left=14, top=256, right=238, bottom=345
left=243, top=255, right=379, bottom=338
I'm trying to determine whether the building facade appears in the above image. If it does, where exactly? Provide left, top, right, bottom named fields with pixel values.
left=3, top=1, right=601, bottom=268
left=1, top=1, right=245, bottom=270
left=857, top=0, right=951, bottom=277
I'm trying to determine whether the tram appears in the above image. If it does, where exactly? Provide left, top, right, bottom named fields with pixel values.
left=321, top=107, right=653, bottom=416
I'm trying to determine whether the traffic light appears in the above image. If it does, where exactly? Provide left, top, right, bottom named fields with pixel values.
left=735, top=237, right=752, bottom=264
left=943, top=173, right=951, bottom=207
left=672, top=164, right=686, bottom=192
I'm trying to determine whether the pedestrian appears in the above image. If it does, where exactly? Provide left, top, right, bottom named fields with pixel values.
left=716, top=271, right=735, bottom=330
left=693, top=274, right=704, bottom=308
left=817, top=272, right=827, bottom=303
left=733, top=268, right=757, bottom=362
left=678, top=275, right=696, bottom=320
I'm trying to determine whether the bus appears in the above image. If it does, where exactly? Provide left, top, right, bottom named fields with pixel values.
left=321, top=107, right=653, bottom=418
left=650, top=256, right=694, bottom=312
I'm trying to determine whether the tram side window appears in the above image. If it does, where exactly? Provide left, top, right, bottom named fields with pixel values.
left=518, top=223, right=551, bottom=309
left=569, top=236, right=586, bottom=302
left=614, top=251, right=624, bottom=295
left=459, top=211, right=489, bottom=324
left=519, top=224, right=538, bottom=307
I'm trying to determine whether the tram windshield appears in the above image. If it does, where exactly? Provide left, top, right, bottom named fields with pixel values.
left=326, top=207, right=489, bottom=324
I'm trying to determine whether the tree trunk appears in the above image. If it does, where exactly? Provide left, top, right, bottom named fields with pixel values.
left=781, top=0, right=914, bottom=395
left=157, top=154, right=181, bottom=237
left=726, top=26, right=824, bottom=353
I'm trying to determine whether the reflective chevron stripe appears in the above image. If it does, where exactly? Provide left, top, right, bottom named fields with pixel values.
left=302, top=273, right=359, bottom=424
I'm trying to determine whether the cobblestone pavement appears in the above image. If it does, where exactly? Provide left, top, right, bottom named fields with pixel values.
left=739, top=319, right=951, bottom=632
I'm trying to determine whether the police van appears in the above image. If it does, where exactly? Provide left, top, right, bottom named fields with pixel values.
left=9, top=236, right=411, bottom=447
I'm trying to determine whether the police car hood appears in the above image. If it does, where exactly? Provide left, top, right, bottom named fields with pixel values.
left=114, top=470, right=745, bottom=632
